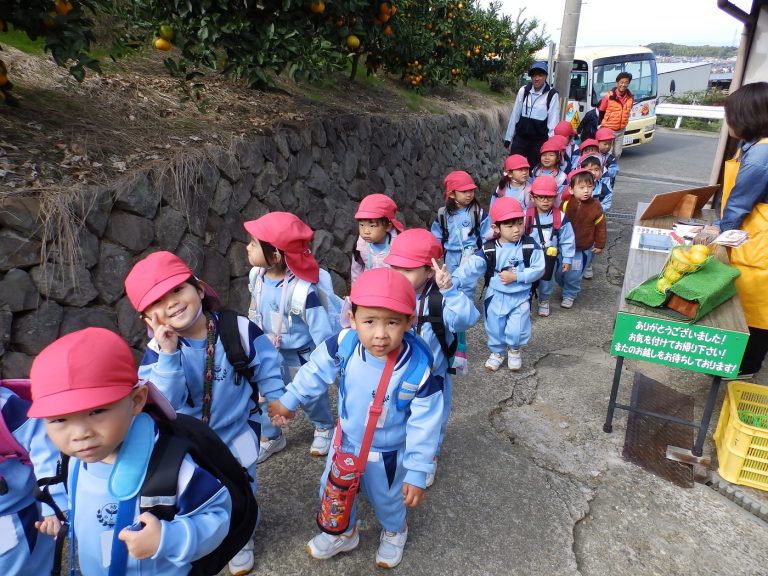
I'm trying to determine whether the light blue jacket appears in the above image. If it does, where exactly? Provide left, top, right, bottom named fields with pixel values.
left=455, top=238, right=546, bottom=296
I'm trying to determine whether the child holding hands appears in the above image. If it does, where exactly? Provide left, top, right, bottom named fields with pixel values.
left=454, top=198, right=545, bottom=372
left=269, top=268, right=442, bottom=569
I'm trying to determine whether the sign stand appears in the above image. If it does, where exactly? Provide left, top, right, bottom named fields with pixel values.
left=603, top=202, right=748, bottom=461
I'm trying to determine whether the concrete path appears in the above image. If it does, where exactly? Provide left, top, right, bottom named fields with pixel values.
left=249, top=129, right=768, bottom=576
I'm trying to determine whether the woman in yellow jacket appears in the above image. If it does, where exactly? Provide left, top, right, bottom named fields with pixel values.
left=717, top=82, right=768, bottom=378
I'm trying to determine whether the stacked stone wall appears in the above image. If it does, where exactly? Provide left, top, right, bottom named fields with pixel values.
left=0, top=105, right=509, bottom=376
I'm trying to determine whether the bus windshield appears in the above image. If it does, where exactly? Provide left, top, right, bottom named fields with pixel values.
left=592, top=56, right=657, bottom=106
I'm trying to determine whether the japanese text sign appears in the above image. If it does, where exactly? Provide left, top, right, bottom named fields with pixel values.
left=611, top=312, right=748, bottom=377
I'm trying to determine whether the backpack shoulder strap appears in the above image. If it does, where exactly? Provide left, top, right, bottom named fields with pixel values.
left=418, top=288, right=456, bottom=372
left=546, top=87, right=557, bottom=109
left=437, top=206, right=448, bottom=247
left=289, top=278, right=311, bottom=322
left=470, top=204, right=483, bottom=249
left=396, top=333, right=435, bottom=410
left=482, top=239, right=496, bottom=286
left=218, top=310, right=254, bottom=382
left=524, top=206, right=537, bottom=235
left=336, top=330, right=359, bottom=420
left=521, top=234, right=536, bottom=268
left=139, top=426, right=188, bottom=522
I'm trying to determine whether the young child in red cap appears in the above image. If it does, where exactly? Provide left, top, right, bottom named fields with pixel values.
left=491, top=154, right=532, bottom=212
left=453, top=197, right=545, bottom=371
left=596, top=127, right=620, bottom=188
left=29, top=328, right=232, bottom=576
left=431, top=170, right=491, bottom=301
left=269, top=268, right=442, bottom=569
left=351, top=193, right=404, bottom=283
left=557, top=168, right=607, bottom=307
left=243, top=211, right=336, bottom=463
left=384, top=228, right=479, bottom=487
left=531, top=137, right=567, bottom=204
left=523, top=176, right=576, bottom=317
left=124, top=252, right=284, bottom=575
left=554, top=120, right=578, bottom=173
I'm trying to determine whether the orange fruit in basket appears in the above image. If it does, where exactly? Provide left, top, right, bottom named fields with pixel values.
left=688, top=244, right=708, bottom=265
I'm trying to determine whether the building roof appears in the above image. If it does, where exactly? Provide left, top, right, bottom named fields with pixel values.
left=657, top=62, right=712, bottom=74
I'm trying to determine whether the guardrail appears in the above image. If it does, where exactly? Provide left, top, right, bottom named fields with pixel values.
left=655, top=102, right=725, bottom=129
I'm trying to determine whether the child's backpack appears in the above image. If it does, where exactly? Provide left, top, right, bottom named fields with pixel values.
left=416, top=287, right=458, bottom=375
left=524, top=206, right=563, bottom=238
left=248, top=268, right=345, bottom=337
left=0, top=379, right=33, bottom=493
left=335, top=330, right=433, bottom=413
left=482, top=235, right=536, bottom=288
left=216, top=310, right=261, bottom=407
left=41, top=411, right=258, bottom=576
left=577, top=108, right=599, bottom=142
left=436, top=203, right=484, bottom=251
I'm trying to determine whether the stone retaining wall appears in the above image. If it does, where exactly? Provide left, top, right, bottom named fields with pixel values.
left=0, top=105, right=509, bottom=376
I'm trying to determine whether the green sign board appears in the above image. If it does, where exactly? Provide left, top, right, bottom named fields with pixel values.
left=611, top=312, right=748, bottom=377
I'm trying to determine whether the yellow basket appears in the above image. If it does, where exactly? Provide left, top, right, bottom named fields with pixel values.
left=713, top=381, right=768, bottom=492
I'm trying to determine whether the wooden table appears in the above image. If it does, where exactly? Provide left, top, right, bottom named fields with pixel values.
left=603, top=203, right=749, bottom=459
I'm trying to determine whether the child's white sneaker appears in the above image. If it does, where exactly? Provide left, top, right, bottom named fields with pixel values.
left=228, top=538, right=254, bottom=576
left=484, top=352, right=505, bottom=372
left=257, top=434, right=286, bottom=463
left=507, top=348, right=522, bottom=371
left=561, top=297, right=575, bottom=309
left=310, top=428, right=332, bottom=456
left=583, top=263, right=594, bottom=279
left=307, top=524, right=360, bottom=560
left=375, top=526, right=408, bottom=568
left=537, top=300, right=550, bottom=317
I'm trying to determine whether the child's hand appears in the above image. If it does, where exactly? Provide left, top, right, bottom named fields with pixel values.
left=431, top=258, right=452, bottom=290
left=592, top=247, right=602, bottom=255
left=562, top=263, right=572, bottom=272
left=145, top=313, right=178, bottom=354
left=498, top=269, right=517, bottom=284
left=268, top=400, right=295, bottom=424
left=402, top=483, right=425, bottom=507
left=118, top=512, right=161, bottom=560
left=35, top=514, right=62, bottom=538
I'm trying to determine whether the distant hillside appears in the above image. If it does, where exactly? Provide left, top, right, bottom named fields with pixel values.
left=646, top=43, right=738, bottom=58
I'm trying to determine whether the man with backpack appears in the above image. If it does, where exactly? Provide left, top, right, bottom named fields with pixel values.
left=504, top=61, right=561, bottom=168
left=30, top=327, right=255, bottom=576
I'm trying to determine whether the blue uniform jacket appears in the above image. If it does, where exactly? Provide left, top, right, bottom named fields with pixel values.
left=278, top=330, right=443, bottom=489
left=527, top=209, right=576, bottom=266
left=430, top=205, right=492, bottom=253
left=455, top=238, right=546, bottom=296
left=68, top=425, right=231, bottom=575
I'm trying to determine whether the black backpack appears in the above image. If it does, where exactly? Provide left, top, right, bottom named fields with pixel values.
left=578, top=108, right=599, bottom=142
left=416, top=286, right=458, bottom=375
left=217, top=309, right=260, bottom=408
left=39, top=412, right=258, bottom=576
left=482, top=235, right=536, bottom=287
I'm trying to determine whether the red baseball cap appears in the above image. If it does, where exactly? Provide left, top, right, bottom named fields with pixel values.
left=490, top=197, right=525, bottom=223
left=504, top=154, right=530, bottom=172
left=579, top=138, right=599, bottom=152
left=28, top=327, right=175, bottom=419
left=354, top=194, right=404, bottom=232
left=540, top=138, right=563, bottom=154
left=595, top=127, right=616, bottom=141
left=244, top=212, right=320, bottom=283
left=384, top=229, right=443, bottom=268
left=125, top=251, right=193, bottom=313
left=531, top=175, right=558, bottom=197
left=568, top=167, right=594, bottom=183
left=350, top=267, right=415, bottom=315
left=444, top=171, right=477, bottom=201
left=554, top=120, right=576, bottom=137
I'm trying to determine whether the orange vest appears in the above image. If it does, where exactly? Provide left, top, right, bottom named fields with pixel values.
left=601, top=89, right=633, bottom=130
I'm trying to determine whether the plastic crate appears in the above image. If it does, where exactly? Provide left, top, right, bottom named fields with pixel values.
left=714, top=381, right=768, bottom=492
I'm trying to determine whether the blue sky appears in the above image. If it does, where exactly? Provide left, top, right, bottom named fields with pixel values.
left=489, top=0, right=747, bottom=47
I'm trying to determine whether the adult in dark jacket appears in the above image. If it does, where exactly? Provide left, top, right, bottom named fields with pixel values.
left=504, top=61, right=560, bottom=168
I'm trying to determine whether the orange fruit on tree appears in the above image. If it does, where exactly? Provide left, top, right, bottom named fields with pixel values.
left=309, top=0, right=325, bottom=14
left=42, top=11, right=57, bottom=31
left=55, top=0, right=73, bottom=16
left=154, top=38, right=172, bottom=51
left=346, top=34, right=360, bottom=50
left=382, top=25, right=393, bottom=37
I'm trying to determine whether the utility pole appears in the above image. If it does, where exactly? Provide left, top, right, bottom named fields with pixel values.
left=554, top=0, right=582, bottom=119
